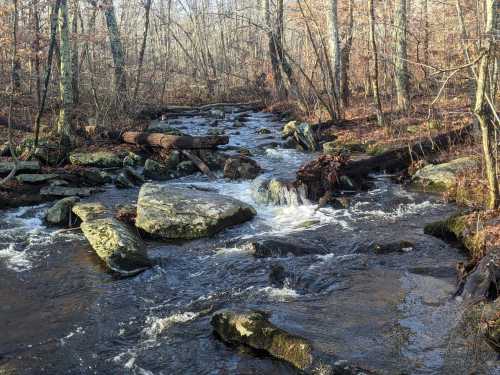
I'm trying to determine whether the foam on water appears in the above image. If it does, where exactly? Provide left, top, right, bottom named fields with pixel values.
left=258, top=284, right=300, bottom=301
left=144, top=311, right=200, bottom=338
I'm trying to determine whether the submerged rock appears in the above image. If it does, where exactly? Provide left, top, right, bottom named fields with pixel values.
left=413, top=157, right=479, bottom=191
left=369, top=240, right=415, bottom=254
left=81, top=218, right=151, bottom=276
left=0, top=160, right=40, bottom=175
left=136, top=183, right=256, bottom=239
left=69, top=151, right=122, bottom=168
left=72, top=202, right=109, bottom=222
left=223, top=156, right=261, bottom=180
left=241, top=237, right=328, bottom=258
left=45, top=196, right=80, bottom=226
left=211, top=310, right=313, bottom=371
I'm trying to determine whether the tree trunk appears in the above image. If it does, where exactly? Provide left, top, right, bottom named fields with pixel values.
left=327, top=0, right=341, bottom=99
left=368, top=0, right=386, bottom=128
left=70, top=0, right=79, bottom=106
left=103, top=0, right=127, bottom=101
left=393, top=0, right=410, bottom=112
left=265, top=0, right=287, bottom=99
left=340, top=0, right=354, bottom=107
left=474, top=0, right=498, bottom=209
left=57, top=0, right=74, bottom=143
left=116, top=132, right=229, bottom=150
left=133, top=0, right=153, bottom=100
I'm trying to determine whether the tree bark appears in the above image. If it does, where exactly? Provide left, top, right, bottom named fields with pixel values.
left=57, top=0, right=74, bottom=143
left=133, top=0, right=153, bottom=100
left=327, top=0, right=341, bottom=99
left=265, top=0, right=286, bottom=99
left=393, top=0, right=410, bottom=112
left=368, top=0, right=386, bottom=128
left=116, top=132, right=229, bottom=150
left=103, top=0, right=127, bottom=101
left=474, top=0, right=498, bottom=209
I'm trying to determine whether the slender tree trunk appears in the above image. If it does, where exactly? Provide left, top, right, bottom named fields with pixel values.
left=133, top=0, right=153, bottom=100
left=340, top=0, right=354, bottom=107
left=474, top=0, right=498, bottom=209
left=57, top=0, right=74, bottom=143
left=34, top=0, right=62, bottom=147
left=265, top=0, right=286, bottom=99
left=368, top=0, right=386, bottom=128
left=393, top=0, right=410, bottom=112
left=103, top=0, right=127, bottom=101
left=70, top=0, right=79, bottom=106
left=327, top=0, right=341, bottom=99
left=32, top=0, right=41, bottom=107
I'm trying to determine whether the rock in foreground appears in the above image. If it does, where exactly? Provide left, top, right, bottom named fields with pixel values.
left=81, top=218, right=151, bottom=276
left=211, top=310, right=313, bottom=370
left=136, top=183, right=256, bottom=239
left=45, top=196, right=80, bottom=226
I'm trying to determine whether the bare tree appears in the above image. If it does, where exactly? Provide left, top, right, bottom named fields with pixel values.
left=474, top=0, right=498, bottom=209
left=393, top=0, right=410, bottom=112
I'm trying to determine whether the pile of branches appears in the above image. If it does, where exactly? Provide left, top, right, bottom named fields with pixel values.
left=296, top=154, right=350, bottom=201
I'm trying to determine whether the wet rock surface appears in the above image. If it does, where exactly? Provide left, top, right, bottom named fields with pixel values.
left=413, top=157, right=479, bottom=190
left=45, top=196, right=80, bottom=226
left=136, top=183, right=256, bottom=239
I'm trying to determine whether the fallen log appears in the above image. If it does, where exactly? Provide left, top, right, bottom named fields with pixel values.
left=297, top=123, right=475, bottom=201
left=114, top=131, right=229, bottom=150
left=179, top=149, right=217, bottom=180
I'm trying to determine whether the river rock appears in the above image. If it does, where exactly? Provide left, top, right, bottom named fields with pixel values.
left=69, top=151, right=122, bottom=168
left=413, top=157, right=479, bottom=190
left=45, top=196, right=80, bottom=226
left=0, top=160, right=40, bottom=176
left=78, top=168, right=113, bottom=185
left=123, top=166, right=145, bottom=185
left=257, top=128, right=271, bottom=135
left=40, top=185, right=98, bottom=197
left=143, top=159, right=176, bottom=181
left=72, top=202, right=109, bottom=221
left=223, top=156, right=261, bottom=180
left=369, top=240, right=415, bottom=254
left=136, top=183, right=256, bottom=239
left=198, top=150, right=228, bottom=170
left=16, top=173, right=59, bottom=184
left=211, top=310, right=313, bottom=371
left=252, top=178, right=307, bottom=205
left=177, top=160, right=197, bottom=175
left=81, top=218, right=151, bottom=276
left=123, top=152, right=144, bottom=167
left=114, top=173, right=135, bottom=189
left=242, top=237, right=328, bottom=258
left=282, top=121, right=318, bottom=152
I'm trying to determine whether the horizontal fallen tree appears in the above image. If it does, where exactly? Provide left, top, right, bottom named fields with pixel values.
left=297, top=123, right=475, bottom=201
left=107, top=131, right=229, bottom=150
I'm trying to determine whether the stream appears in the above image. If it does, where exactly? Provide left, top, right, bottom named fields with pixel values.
left=0, top=110, right=498, bottom=374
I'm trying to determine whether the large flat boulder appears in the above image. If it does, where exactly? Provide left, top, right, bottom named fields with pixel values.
left=81, top=218, right=151, bottom=276
left=413, top=157, right=479, bottom=190
left=211, top=310, right=313, bottom=371
left=69, top=151, right=122, bottom=168
left=136, top=183, right=256, bottom=239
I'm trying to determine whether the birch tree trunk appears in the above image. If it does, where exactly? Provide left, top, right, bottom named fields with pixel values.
left=103, top=0, right=127, bottom=101
left=70, top=0, right=79, bottom=106
left=474, top=0, right=498, bottom=209
left=340, top=0, right=354, bottom=107
left=57, top=0, right=74, bottom=143
left=368, top=0, right=386, bottom=128
left=393, top=0, right=410, bottom=112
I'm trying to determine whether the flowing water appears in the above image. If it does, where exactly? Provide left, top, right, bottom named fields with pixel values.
left=0, top=110, right=498, bottom=374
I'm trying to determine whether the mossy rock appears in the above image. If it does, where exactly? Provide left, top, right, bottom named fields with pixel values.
left=424, top=214, right=485, bottom=258
left=69, top=151, right=122, bottom=168
left=72, top=202, right=109, bottom=222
